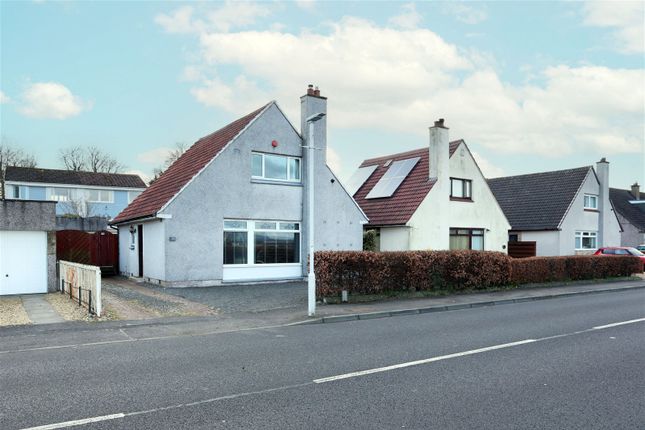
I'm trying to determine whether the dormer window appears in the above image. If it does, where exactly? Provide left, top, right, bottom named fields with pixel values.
left=584, top=194, right=598, bottom=210
left=450, top=178, right=472, bottom=200
left=252, top=152, right=301, bottom=182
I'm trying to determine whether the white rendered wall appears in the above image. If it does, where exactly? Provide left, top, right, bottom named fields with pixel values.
left=143, top=220, right=165, bottom=282
left=379, top=227, right=410, bottom=251
left=408, top=142, right=511, bottom=252
left=518, top=231, right=561, bottom=256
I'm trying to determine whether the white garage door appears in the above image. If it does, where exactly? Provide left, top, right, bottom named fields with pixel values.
left=0, top=231, right=48, bottom=295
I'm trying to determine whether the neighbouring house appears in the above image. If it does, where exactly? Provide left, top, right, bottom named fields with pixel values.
left=4, top=166, right=147, bottom=229
left=0, top=199, right=57, bottom=295
left=610, top=183, right=645, bottom=247
left=350, top=119, right=511, bottom=252
left=487, top=159, right=622, bottom=256
left=111, top=86, right=367, bottom=285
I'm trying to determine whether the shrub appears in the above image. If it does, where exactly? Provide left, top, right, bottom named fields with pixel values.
left=315, top=251, right=643, bottom=298
left=363, top=230, right=378, bottom=252
left=510, top=256, right=642, bottom=285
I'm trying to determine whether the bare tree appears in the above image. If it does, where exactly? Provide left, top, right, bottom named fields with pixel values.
left=60, top=146, right=87, bottom=171
left=0, top=138, right=38, bottom=199
left=151, top=142, right=188, bottom=183
left=60, top=146, right=124, bottom=173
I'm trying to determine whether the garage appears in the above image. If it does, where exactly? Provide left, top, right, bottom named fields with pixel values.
left=0, top=231, right=48, bottom=295
left=0, top=199, right=57, bottom=296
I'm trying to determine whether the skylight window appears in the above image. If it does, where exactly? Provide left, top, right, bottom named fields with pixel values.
left=346, top=165, right=378, bottom=196
left=365, top=157, right=420, bottom=199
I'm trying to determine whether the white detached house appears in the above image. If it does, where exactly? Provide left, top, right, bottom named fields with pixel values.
left=112, top=87, right=367, bottom=286
left=351, top=119, right=511, bottom=252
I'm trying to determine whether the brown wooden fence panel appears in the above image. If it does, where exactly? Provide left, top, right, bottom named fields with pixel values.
left=508, top=241, right=537, bottom=259
left=56, top=230, right=119, bottom=275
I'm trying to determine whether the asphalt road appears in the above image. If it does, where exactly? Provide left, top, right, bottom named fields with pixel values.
left=1, top=289, right=644, bottom=429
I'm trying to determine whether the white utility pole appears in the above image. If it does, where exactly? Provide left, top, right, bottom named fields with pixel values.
left=306, top=112, right=325, bottom=317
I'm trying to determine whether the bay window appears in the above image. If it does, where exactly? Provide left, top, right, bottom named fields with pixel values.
left=223, top=220, right=300, bottom=265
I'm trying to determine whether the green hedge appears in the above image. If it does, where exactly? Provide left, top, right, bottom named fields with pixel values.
left=314, top=251, right=642, bottom=298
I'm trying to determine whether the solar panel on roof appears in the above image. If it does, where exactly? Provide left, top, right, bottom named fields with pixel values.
left=346, top=165, right=378, bottom=196
left=365, top=157, right=420, bottom=199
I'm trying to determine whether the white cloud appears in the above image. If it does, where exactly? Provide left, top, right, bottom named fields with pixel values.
left=443, top=3, right=487, bottom=25
left=157, top=8, right=644, bottom=174
left=583, top=1, right=644, bottom=54
left=295, top=0, right=316, bottom=11
left=18, top=82, right=88, bottom=119
left=137, top=147, right=173, bottom=165
left=471, top=151, right=504, bottom=178
left=0, top=91, right=10, bottom=104
left=155, top=2, right=271, bottom=34
left=388, top=3, right=422, bottom=30
left=125, top=169, right=152, bottom=185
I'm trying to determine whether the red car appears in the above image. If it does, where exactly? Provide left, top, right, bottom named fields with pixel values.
left=594, top=247, right=645, bottom=270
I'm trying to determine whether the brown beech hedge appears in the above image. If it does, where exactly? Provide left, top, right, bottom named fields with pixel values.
left=314, top=251, right=642, bottom=298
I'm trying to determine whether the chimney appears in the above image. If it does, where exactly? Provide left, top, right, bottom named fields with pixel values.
left=429, top=118, right=449, bottom=182
left=301, top=84, right=327, bottom=162
left=631, top=182, right=640, bottom=198
left=596, top=158, right=610, bottom=247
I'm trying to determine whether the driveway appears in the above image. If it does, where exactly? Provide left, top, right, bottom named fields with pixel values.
left=156, top=281, right=307, bottom=313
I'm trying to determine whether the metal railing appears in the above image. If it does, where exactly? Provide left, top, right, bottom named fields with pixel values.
left=58, top=260, right=102, bottom=317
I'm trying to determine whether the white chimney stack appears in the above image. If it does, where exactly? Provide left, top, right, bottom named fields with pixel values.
left=429, top=118, right=449, bottom=183
left=631, top=182, right=640, bottom=198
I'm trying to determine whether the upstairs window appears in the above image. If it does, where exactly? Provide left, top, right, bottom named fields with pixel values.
left=252, top=152, right=301, bottom=182
left=47, top=187, right=73, bottom=202
left=6, top=185, right=22, bottom=199
left=87, top=189, right=114, bottom=203
left=584, top=194, right=598, bottom=210
left=450, top=178, right=472, bottom=200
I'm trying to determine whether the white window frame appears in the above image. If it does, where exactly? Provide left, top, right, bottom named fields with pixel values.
left=583, top=194, right=598, bottom=210
left=575, top=231, right=597, bottom=250
left=223, top=219, right=301, bottom=267
left=6, top=184, right=26, bottom=199
left=47, top=187, right=73, bottom=202
left=87, top=189, right=114, bottom=203
left=251, top=152, right=301, bottom=183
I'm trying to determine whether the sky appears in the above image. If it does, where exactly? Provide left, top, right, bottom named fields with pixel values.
left=1, top=1, right=643, bottom=188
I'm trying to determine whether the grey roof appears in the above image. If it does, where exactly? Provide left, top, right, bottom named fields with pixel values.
left=610, top=187, right=645, bottom=232
left=487, top=166, right=592, bottom=231
left=5, top=166, right=146, bottom=189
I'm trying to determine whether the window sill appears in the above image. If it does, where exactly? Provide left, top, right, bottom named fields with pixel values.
left=251, top=178, right=303, bottom=187
left=583, top=208, right=599, bottom=212
left=450, top=197, right=473, bottom=202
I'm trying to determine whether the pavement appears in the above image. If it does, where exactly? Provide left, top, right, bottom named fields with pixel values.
left=19, top=294, right=64, bottom=324
left=1, top=288, right=643, bottom=429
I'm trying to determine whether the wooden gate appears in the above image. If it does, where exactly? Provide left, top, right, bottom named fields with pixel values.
left=56, top=230, right=119, bottom=275
left=508, top=241, right=537, bottom=258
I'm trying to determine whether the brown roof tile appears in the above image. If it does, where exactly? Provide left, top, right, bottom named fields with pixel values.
left=112, top=103, right=270, bottom=224
left=354, top=140, right=462, bottom=226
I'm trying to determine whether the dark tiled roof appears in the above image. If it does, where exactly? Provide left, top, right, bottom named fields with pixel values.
left=487, top=166, right=592, bottom=231
left=112, top=102, right=270, bottom=224
left=5, top=166, right=146, bottom=189
left=610, top=187, right=645, bottom=232
left=353, top=141, right=461, bottom=226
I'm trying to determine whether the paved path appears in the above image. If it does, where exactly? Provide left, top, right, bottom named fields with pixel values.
left=20, top=295, right=64, bottom=324
left=1, top=289, right=643, bottom=429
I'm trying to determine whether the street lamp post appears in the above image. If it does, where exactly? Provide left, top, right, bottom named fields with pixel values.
left=305, top=112, right=326, bottom=317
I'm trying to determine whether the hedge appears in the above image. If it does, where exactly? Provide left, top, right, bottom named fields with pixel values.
left=314, top=251, right=642, bottom=298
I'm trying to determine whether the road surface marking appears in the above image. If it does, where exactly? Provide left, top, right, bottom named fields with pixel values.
left=17, top=316, right=645, bottom=429
left=20, top=413, right=125, bottom=430
left=313, top=339, right=536, bottom=383
left=315, top=316, right=645, bottom=384
left=592, top=317, right=645, bottom=330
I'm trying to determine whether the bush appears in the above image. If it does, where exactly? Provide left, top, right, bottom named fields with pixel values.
left=315, top=251, right=642, bottom=298
left=510, top=256, right=642, bottom=285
